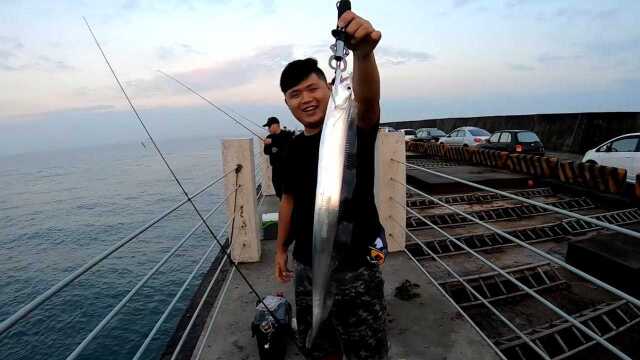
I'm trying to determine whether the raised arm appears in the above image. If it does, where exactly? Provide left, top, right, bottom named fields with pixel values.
left=338, top=11, right=382, bottom=129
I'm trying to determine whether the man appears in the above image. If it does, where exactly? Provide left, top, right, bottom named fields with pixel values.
left=274, top=10, right=387, bottom=360
left=263, top=116, right=293, bottom=199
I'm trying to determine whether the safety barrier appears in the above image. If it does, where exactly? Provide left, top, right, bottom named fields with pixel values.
left=405, top=140, right=634, bottom=196
left=392, top=158, right=640, bottom=360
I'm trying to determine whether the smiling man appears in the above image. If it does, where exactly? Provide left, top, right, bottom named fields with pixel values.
left=274, top=10, right=388, bottom=360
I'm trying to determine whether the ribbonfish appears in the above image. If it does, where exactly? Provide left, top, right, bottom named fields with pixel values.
left=309, top=72, right=358, bottom=346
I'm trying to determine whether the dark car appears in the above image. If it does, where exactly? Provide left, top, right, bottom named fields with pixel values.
left=415, top=128, right=447, bottom=142
left=481, top=130, right=545, bottom=155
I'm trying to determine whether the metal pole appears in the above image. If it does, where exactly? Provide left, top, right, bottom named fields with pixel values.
left=193, top=266, right=236, bottom=360
left=381, top=220, right=508, bottom=360
left=66, top=188, right=238, bottom=360
left=397, top=160, right=640, bottom=240
left=392, top=185, right=634, bottom=360
left=403, top=250, right=507, bottom=360
left=390, top=215, right=549, bottom=359
left=131, top=216, right=234, bottom=360
left=393, top=177, right=640, bottom=309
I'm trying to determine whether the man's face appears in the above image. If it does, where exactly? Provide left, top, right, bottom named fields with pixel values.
left=268, top=123, right=280, bottom=134
left=284, top=73, right=331, bottom=130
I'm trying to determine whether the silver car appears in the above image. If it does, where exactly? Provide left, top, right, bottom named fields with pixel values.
left=439, top=127, right=491, bottom=147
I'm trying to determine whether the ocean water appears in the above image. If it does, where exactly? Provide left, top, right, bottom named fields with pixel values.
left=0, top=136, right=260, bottom=360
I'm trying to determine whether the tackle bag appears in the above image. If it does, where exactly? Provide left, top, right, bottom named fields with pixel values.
left=251, top=294, right=292, bottom=360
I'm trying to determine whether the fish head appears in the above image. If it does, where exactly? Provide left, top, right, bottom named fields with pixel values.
left=330, top=72, right=353, bottom=109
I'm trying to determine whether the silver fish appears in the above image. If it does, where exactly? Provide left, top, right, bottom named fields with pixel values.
left=309, top=72, right=358, bottom=346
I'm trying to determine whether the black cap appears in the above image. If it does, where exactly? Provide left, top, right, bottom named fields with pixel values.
left=263, top=117, right=280, bottom=127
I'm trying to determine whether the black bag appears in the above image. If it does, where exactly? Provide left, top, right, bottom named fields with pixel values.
left=251, top=295, right=292, bottom=360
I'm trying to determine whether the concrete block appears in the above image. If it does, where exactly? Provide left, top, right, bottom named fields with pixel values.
left=222, top=138, right=261, bottom=263
left=375, top=132, right=406, bottom=252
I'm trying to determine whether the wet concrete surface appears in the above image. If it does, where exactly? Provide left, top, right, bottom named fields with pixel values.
left=193, top=195, right=501, bottom=360
left=407, top=165, right=532, bottom=195
left=403, top=162, right=640, bottom=359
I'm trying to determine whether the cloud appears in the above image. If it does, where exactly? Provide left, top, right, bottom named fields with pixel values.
left=538, top=7, right=620, bottom=23
left=3, top=104, right=116, bottom=122
left=0, top=36, right=24, bottom=50
left=507, top=63, right=535, bottom=72
left=505, top=0, right=532, bottom=8
left=156, top=43, right=204, bottom=61
left=167, top=44, right=292, bottom=88
left=118, top=44, right=295, bottom=98
left=0, top=36, right=74, bottom=72
left=537, top=53, right=584, bottom=64
left=376, top=48, right=434, bottom=66
left=0, top=36, right=24, bottom=70
left=585, top=37, right=640, bottom=58
left=452, top=0, right=477, bottom=8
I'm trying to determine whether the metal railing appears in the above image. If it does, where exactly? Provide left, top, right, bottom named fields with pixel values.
left=65, top=186, right=240, bottom=360
left=389, top=157, right=640, bottom=360
left=0, top=167, right=238, bottom=338
left=0, top=158, right=274, bottom=360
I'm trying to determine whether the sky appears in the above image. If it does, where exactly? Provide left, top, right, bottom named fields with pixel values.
left=0, top=0, right=639, bottom=155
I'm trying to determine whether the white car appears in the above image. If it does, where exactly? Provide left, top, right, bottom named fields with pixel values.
left=582, top=133, right=640, bottom=183
left=399, top=129, right=417, bottom=141
left=439, top=127, right=491, bottom=147
left=379, top=126, right=396, bottom=133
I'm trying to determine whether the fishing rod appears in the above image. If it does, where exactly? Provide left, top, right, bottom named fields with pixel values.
left=157, top=70, right=266, bottom=141
left=222, top=105, right=267, bottom=132
left=82, top=17, right=303, bottom=355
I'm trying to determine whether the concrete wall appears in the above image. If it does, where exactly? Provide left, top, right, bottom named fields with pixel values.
left=384, top=112, right=640, bottom=154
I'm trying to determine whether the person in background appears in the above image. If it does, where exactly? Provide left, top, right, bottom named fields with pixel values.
left=263, top=116, right=293, bottom=199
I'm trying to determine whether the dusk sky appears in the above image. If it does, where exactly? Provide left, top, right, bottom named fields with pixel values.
left=1, top=0, right=638, bottom=155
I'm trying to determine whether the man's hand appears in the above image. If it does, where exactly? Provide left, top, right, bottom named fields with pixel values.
left=338, top=11, right=382, bottom=58
left=264, top=138, right=272, bottom=145
left=275, top=248, right=293, bottom=283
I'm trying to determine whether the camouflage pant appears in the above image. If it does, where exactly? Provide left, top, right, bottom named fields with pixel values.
left=294, top=262, right=389, bottom=360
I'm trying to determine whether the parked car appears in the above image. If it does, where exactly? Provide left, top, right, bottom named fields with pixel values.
left=399, top=129, right=417, bottom=141
left=415, top=128, right=447, bottom=142
left=582, top=133, right=640, bottom=183
left=438, top=127, right=491, bottom=147
left=379, top=126, right=396, bottom=133
left=481, top=130, right=544, bottom=155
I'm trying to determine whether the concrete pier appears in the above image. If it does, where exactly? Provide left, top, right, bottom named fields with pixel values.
left=191, top=195, right=500, bottom=360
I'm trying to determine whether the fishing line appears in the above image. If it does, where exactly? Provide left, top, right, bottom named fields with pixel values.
left=223, top=105, right=267, bottom=132
left=157, top=70, right=265, bottom=141
left=82, top=16, right=303, bottom=355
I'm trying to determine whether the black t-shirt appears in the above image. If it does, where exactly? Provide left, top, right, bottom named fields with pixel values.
left=282, top=126, right=382, bottom=269
left=264, top=130, right=293, bottom=168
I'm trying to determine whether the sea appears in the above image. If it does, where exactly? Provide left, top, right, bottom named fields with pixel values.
left=0, top=136, right=260, bottom=360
